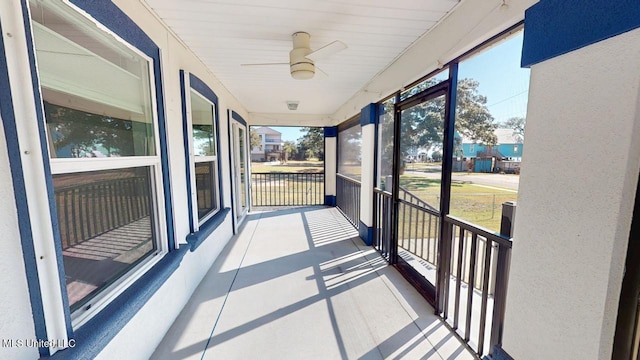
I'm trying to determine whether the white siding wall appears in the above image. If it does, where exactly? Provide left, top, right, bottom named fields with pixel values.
left=502, top=28, right=640, bottom=360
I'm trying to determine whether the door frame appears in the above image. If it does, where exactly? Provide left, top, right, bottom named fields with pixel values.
left=228, top=111, right=250, bottom=234
left=612, top=171, right=640, bottom=359
left=390, top=66, right=458, bottom=309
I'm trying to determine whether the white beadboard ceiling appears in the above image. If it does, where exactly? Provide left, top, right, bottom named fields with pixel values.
left=144, top=0, right=460, bottom=115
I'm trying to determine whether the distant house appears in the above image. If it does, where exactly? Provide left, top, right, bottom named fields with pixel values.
left=458, top=128, right=524, bottom=173
left=251, top=126, right=283, bottom=162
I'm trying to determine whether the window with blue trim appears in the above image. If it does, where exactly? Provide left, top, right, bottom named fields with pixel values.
left=29, top=0, right=168, bottom=327
left=188, top=89, right=220, bottom=224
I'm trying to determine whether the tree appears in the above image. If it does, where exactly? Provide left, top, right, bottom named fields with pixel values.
left=282, top=140, right=297, bottom=163
left=501, top=117, right=526, bottom=138
left=455, top=79, right=497, bottom=146
left=250, top=128, right=262, bottom=151
left=45, top=101, right=149, bottom=157
left=377, top=78, right=497, bottom=174
left=297, top=127, right=324, bottom=160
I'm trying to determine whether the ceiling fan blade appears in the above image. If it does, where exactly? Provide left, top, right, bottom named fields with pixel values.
left=315, top=66, right=329, bottom=79
left=240, top=62, right=289, bottom=67
left=306, top=40, right=347, bottom=61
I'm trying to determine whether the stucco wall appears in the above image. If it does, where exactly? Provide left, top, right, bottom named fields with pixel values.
left=0, top=0, right=250, bottom=358
left=0, top=117, right=39, bottom=360
left=502, top=28, right=640, bottom=359
left=92, top=1, right=247, bottom=358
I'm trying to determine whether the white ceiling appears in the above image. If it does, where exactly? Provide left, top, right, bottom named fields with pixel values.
left=144, top=0, right=460, bottom=116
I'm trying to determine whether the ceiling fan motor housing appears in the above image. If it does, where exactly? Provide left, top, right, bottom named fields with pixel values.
left=290, top=32, right=315, bottom=80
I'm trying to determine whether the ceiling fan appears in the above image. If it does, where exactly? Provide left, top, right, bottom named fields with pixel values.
left=241, top=32, right=347, bottom=80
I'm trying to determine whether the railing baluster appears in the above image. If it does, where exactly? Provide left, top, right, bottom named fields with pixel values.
left=250, top=172, right=326, bottom=207
left=465, top=233, right=478, bottom=342
left=420, top=210, right=426, bottom=259
left=453, top=226, right=465, bottom=330
left=477, top=237, right=493, bottom=355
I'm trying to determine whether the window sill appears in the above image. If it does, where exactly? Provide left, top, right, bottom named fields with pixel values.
left=186, top=207, right=230, bottom=251
left=49, top=247, right=188, bottom=360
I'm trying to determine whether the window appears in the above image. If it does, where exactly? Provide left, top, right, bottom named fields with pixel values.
left=338, top=120, right=362, bottom=181
left=189, top=89, right=219, bottom=223
left=400, top=68, right=449, bottom=101
left=376, top=96, right=395, bottom=191
left=450, top=29, right=529, bottom=231
left=30, top=0, right=167, bottom=325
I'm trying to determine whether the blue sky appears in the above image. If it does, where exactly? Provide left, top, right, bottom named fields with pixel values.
left=458, top=32, right=530, bottom=124
left=255, top=33, right=529, bottom=142
left=266, top=126, right=306, bottom=142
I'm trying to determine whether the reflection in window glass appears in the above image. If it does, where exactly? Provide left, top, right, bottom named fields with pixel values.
left=190, top=90, right=216, bottom=157
left=30, top=0, right=163, bottom=319
left=400, top=68, right=449, bottom=101
left=31, top=0, right=155, bottom=159
left=195, top=162, right=217, bottom=219
left=338, top=124, right=362, bottom=180
left=451, top=31, right=529, bottom=232
left=53, top=167, right=156, bottom=311
left=189, top=89, right=219, bottom=222
left=44, top=102, right=154, bottom=157
left=377, top=97, right=395, bottom=191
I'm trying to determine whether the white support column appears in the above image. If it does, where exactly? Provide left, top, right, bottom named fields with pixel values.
left=500, top=3, right=640, bottom=359
left=324, top=127, right=337, bottom=206
left=359, top=104, right=377, bottom=245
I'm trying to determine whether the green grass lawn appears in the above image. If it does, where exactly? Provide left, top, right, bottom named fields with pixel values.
left=251, top=160, right=323, bottom=173
left=399, top=175, right=516, bottom=232
left=250, top=162, right=515, bottom=232
left=250, top=160, right=325, bottom=206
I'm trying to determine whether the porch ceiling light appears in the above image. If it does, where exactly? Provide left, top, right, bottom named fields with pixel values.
left=287, top=101, right=299, bottom=111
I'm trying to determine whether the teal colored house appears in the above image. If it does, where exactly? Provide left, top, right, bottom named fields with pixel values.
left=461, top=128, right=524, bottom=160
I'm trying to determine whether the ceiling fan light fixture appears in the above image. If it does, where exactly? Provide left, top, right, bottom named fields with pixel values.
left=290, top=62, right=315, bottom=80
left=289, top=40, right=314, bottom=80
left=241, top=31, right=346, bottom=80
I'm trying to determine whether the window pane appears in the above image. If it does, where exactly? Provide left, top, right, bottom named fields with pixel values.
left=195, top=161, right=217, bottom=220
left=44, top=102, right=155, bottom=157
left=400, top=68, right=449, bottom=101
left=238, top=128, right=247, bottom=208
left=53, top=167, right=156, bottom=311
left=451, top=31, right=529, bottom=232
left=377, top=97, right=395, bottom=191
left=399, top=95, right=446, bottom=211
left=338, top=125, right=362, bottom=180
left=30, top=0, right=156, bottom=158
left=190, top=91, right=216, bottom=157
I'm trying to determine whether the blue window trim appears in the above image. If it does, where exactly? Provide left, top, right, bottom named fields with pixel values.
left=186, top=208, right=231, bottom=251
left=0, top=12, right=53, bottom=357
left=69, top=0, right=176, bottom=250
left=231, top=110, right=247, bottom=126
left=17, top=0, right=181, bottom=357
left=50, top=247, right=188, bottom=360
left=179, top=71, right=195, bottom=231
left=181, top=71, right=228, bottom=251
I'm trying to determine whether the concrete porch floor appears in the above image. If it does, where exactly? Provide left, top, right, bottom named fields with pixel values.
left=151, top=207, right=474, bottom=360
